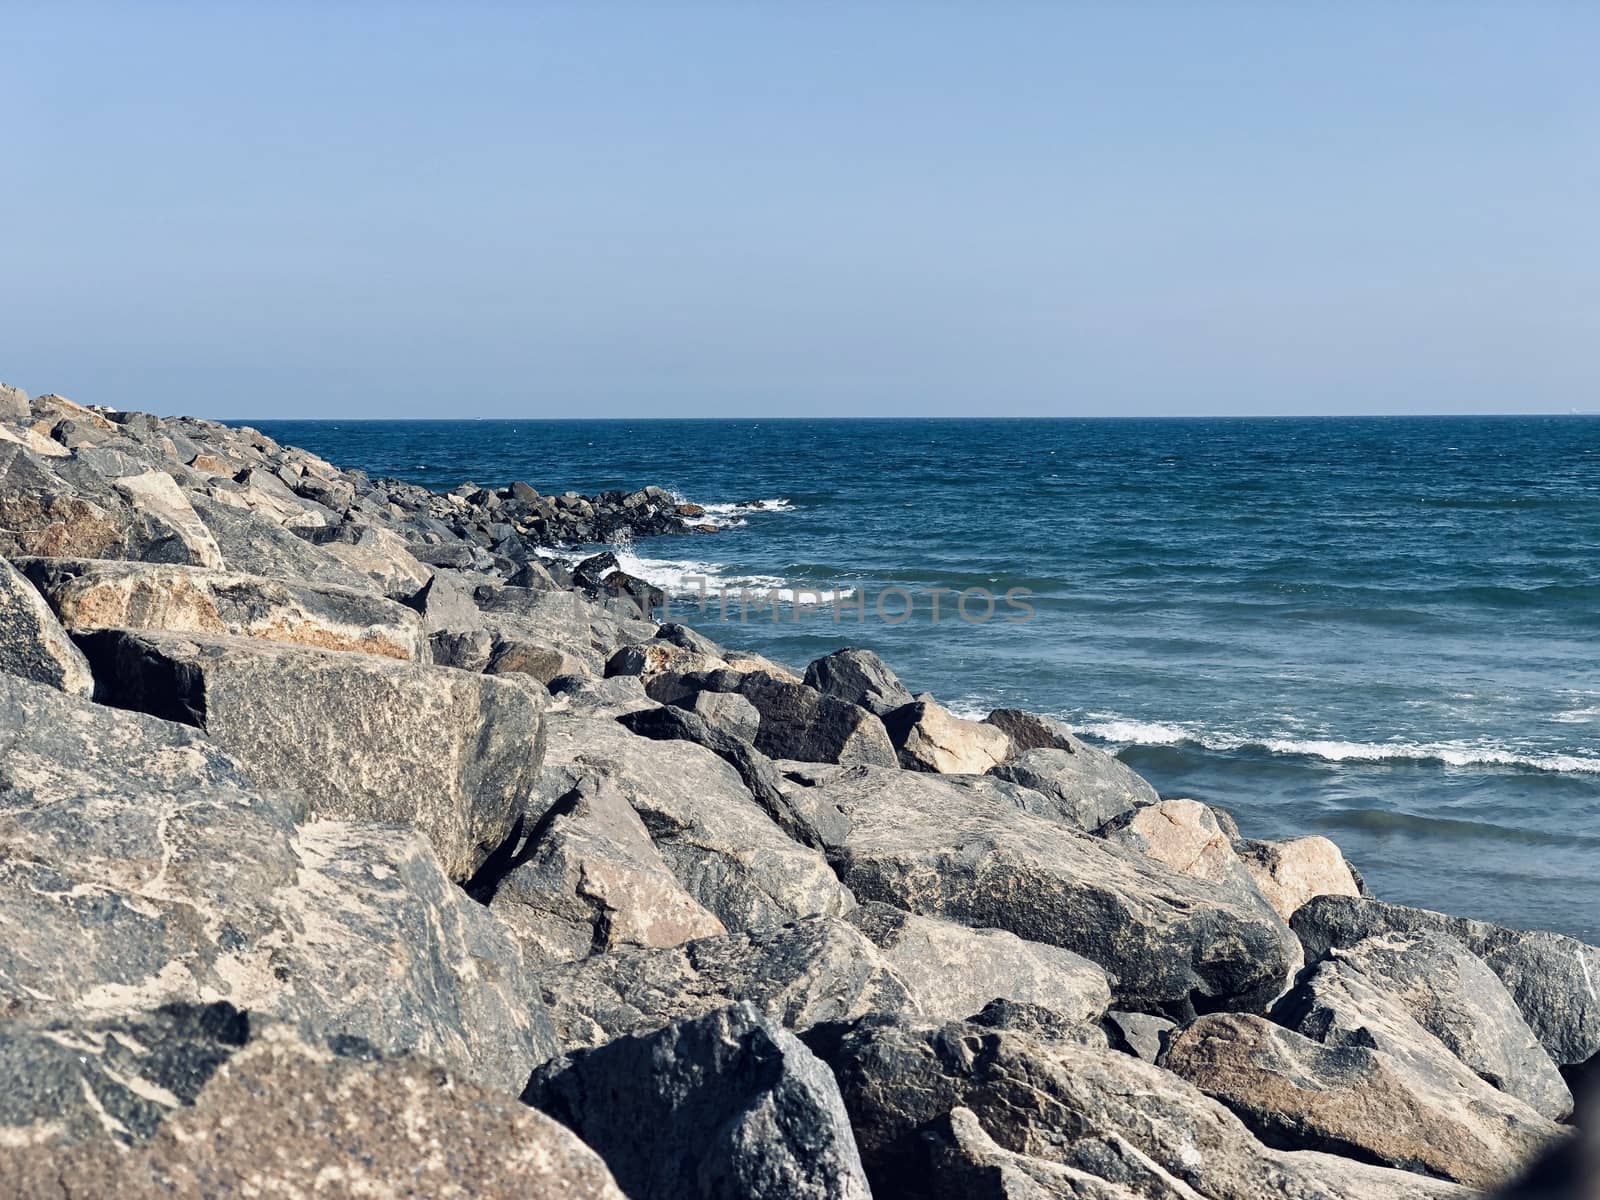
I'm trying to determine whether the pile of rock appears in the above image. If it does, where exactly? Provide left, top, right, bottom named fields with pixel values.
left=0, top=381, right=1591, bottom=1197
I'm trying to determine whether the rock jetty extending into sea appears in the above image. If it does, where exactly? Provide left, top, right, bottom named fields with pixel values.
left=0, top=380, right=1593, bottom=1197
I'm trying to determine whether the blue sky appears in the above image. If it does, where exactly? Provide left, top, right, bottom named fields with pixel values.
left=3, top=2, right=1596, bottom=418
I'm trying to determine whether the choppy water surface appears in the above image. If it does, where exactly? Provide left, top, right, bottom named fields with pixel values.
left=254, top=416, right=1600, bottom=941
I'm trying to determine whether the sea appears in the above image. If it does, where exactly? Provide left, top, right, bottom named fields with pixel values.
left=251, top=416, right=1600, bottom=944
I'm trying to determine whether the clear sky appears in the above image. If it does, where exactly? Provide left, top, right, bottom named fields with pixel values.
left=3, top=2, right=1596, bottom=419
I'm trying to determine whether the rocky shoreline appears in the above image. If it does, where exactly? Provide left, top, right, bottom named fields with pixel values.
left=0, top=381, right=1593, bottom=1197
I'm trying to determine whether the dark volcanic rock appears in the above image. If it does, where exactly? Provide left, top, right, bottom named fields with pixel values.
left=78, top=629, right=546, bottom=881
left=526, top=1002, right=871, bottom=1200
left=803, top=647, right=915, bottom=717
left=735, top=671, right=900, bottom=766
left=796, top=766, right=1300, bottom=1016
left=0, top=556, right=92, bottom=694
left=1292, top=895, right=1600, bottom=1066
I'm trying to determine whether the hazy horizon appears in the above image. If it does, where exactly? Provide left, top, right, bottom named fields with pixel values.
left=5, top=3, right=1597, bottom=420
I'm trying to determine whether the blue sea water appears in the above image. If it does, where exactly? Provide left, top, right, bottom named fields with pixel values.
left=253, top=416, right=1600, bottom=943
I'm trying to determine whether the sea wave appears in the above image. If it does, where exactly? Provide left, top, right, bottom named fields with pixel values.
left=1077, top=713, right=1600, bottom=775
left=610, top=546, right=856, bottom=604
left=671, top=493, right=797, bottom=527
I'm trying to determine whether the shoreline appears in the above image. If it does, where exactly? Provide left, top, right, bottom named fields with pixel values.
left=1, top=382, right=1593, bottom=1194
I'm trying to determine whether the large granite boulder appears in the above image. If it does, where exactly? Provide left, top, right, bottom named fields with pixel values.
left=884, top=698, right=1013, bottom=774
left=0, top=556, right=92, bottom=694
left=537, top=917, right=911, bottom=1053
left=1301, top=933, right=1571, bottom=1119
left=544, top=714, right=855, bottom=930
left=803, top=647, right=915, bottom=716
left=0, top=675, right=554, bottom=1091
left=1238, top=835, right=1363, bottom=921
left=77, top=629, right=544, bottom=880
left=0, top=1007, right=622, bottom=1199
left=527, top=1003, right=870, bottom=1200
left=1293, top=895, right=1600, bottom=1066
left=845, top=902, right=1111, bottom=1024
left=809, top=1014, right=1473, bottom=1200
left=989, top=743, right=1157, bottom=827
left=1161, top=1009, right=1562, bottom=1189
left=186, top=491, right=375, bottom=589
left=109, top=469, right=224, bottom=567
left=485, top=768, right=726, bottom=964
left=18, top=557, right=426, bottom=659
left=796, top=766, right=1300, bottom=1016
left=1103, top=798, right=1273, bottom=903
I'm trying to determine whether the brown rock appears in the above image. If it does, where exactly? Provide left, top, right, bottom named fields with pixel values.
left=1239, top=835, right=1362, bottom=921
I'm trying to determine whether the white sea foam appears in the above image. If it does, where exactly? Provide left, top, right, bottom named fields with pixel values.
left=609, top=546, right=856, bottom=604
left=1076, top=713, right=1600, bottom=775
left=669, top=493, right=796, bottom=528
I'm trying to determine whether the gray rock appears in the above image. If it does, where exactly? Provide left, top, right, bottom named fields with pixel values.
left=537, top=917, right=911, bottom=1053
left=616, top=702, right=806, bottom=841
left=990, top=747, right=1156, bottom=829
left=916, top=1106, right=1141, bottom=1199
left=485, top=769, right=725, bottom=964
left=402, top=570, right=482, bottom=633
left=110, top=469, right=225, bottom=567
left=846, top=902, right=1111, bottom=1024
left=984, top=707, right=1078, bottom=753
left=18, top=557, right=426, bottom=660
left=547, top=672, right=656, bottom=716
left=965, top=999, right=1111, bottom=1048
left=0, top=381, right=28, bottom=421
left=485, top=633, right=588, bottom=683
left=1161, top=1008, right=1562, bottom=1189
left=686, top=686, right=762, bottom=741
left=803, top=647, right=915, bottom=717
left=734, top=671, right=900, bottom=766
left=428, top=626, right=494, bottom=670
left=1292, top=895, right=1600, bottom=1066
left=0, top=440, right=138, bottom=559
left=527, top=1003, right=870, bottom=1200
left=1102, top=797, right=1271, bottom=900
left=809, top=1013, right=1471, bottom=1200
left=1304, top=932, right=1571, bottom=1119
left=796, top=766, right=1300, bottom=1016
left=1103, top=1010, right=1175, bottom=1062
left=79, top=629, right=546, bottom=880
left=0, top=1009, right=622, bottom=1198
left=543, top=714, right=855, bottom=931
left=187, top=491, right=375, bottom=589
left=0, top=557, right=92, bottom=694
left=884, top=698, right=1013, bottom=774
left=0, top=674, right=553, bottom=1091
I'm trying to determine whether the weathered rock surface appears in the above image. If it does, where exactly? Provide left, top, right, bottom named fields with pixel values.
left=544, top=713, right=855, bottom=930
left=810, top=1014, right=1471, bottom=1200
left=527, top=1003, right=871, bottom=1200
left=1103, top=798, right=1270, bottom=901
left=1293, top=895, right=1600, bottom=1066
left=1161, top=1010, right=1562, bottom=1188
left=19, top=556, right=426, bottom=659
left=110, top=469, right=225, bottom=567
left=0, top=675, right=554, bottom=1091
left=884, top=698, right=1013, bottom=774
left=187, top=490, right=375, bottom=589
left=735, top=671, right=900, bottom=766
left=797, top=766, right=1300, bottom=1015
left=0, top=1008, right=623, bottom=1199
left=990, top=744, right=1157, bottom=829
left=485, top=769, right=726, bottom=964
left=1301, top=932, right=1572, bottom=1119
left=685, top=685, right=763, bottom=741
left=0, top=556, right=92, bottom=694
left=78, top=629, right=545, bottom=880
left=548, top=672, right=656, bottom=717
left=803, top=647, right=915, bottom=717
left=845, top=901, right=1111, bottom=1024
left=1238, top=835, right=1363, bottom=921
left=537, top=917, right=910, bottom=1053
left=1103, top=1009, right=1176, bottom=1062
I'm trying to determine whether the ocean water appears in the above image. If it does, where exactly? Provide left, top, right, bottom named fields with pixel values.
left=253, top=416, right=1600, bottom=943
